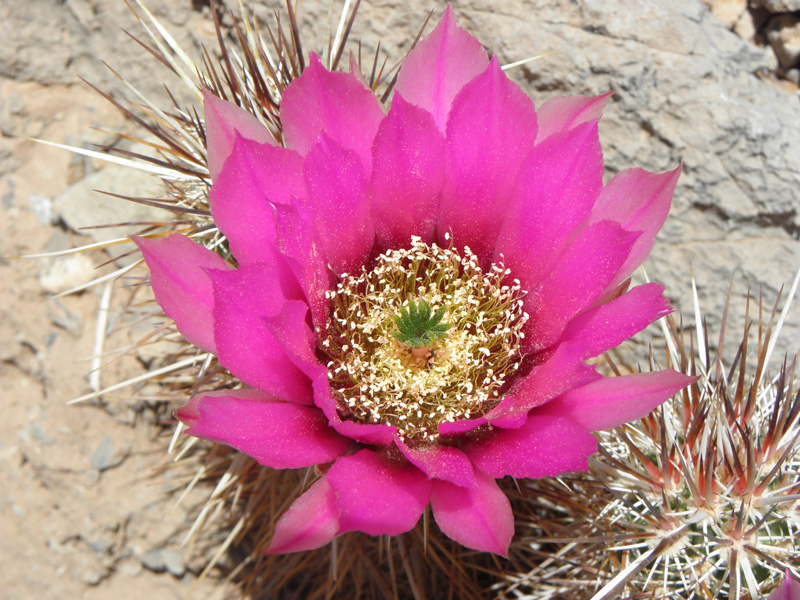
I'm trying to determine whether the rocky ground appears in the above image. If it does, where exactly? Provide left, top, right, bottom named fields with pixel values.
left=1, top=1, right=798, bottom=599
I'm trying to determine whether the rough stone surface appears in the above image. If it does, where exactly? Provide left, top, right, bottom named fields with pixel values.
left=706, top=0, right=749, bottom=27
left=768, top=14, right=800, bottom=68
left=52, top=162, right=172, bottom=264
left=750, top=0, right=800, bottom=12
left=2, top=1, right=800, bottom=598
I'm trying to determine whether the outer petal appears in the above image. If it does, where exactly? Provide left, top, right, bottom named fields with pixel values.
left=526, top=220, right=640, bottom=352
left=263, top=300, right=320, bottom=377
left=535, top=92, right=613, bottom=143
left=209, top=135, right=304, bottom=265
left=326, top=449, right=432, bottom=536
left=394, top=4, right=488, bottom=132
left=431, top=469, right=513, bottom=556
left=437, top=341, right=601, bottom=434
left=371, top=94, right=445, bottom=249
left=478, top=342, right=602, bottom=430
left=438, top=57, right=538, bottom=262
left=590, top=165, right=681, bottom=289
left=209, top=264, right=312, bottom=403
left=536, top=370, right=697, bottom=432
left=203, top=91, right=276, bottom=180
left=559, top=282, right=672, bottom=358
left=310, top=371, right=396, bottom=445
left=767, top=572, right=800, bottom=600
left=274, top=202, right=331, bottom=332
left=133, top=233, right=229, bottom=353
left=281, top=53, right=383, bottom=174
left=394, top=435, right=477, bottom=488
left=265, top=478, right=340, bottom=554
left=465, top=415, right=597, bottom=479
left=262, top=301, right=397, bottom=446
left=303, top=134, right=374, bottom=274
left=493, top=120, right=603, bottom=293
left=175, top=389, right=350, bottom=469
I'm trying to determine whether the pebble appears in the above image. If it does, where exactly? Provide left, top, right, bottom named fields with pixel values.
left=38, top=253, right=96, bottom=294
left=28, top=194, right=56, bottom=226
left=140, top=548, right=166, bottom=572
left=163, top=550, right=186, bottom=577
left=47, top=299, right=82, bottom=336
left=90, top=435, right=118, bottom=471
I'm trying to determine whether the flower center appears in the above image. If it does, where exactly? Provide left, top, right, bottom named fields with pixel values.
left=321, top=236, right=529, bottom=442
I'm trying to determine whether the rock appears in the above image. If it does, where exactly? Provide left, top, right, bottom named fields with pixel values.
left=28, top=422, right=53, bottom=445
left=86, top=532, right=115, bottom=555
left=116, top=557, right=143, bottom=577
left=89, top=435, right=121, bottom=471
left=52, top=160, right=172, bottom=265
left=0, top=309, right=20, bottom=362
left=78, top=566, right=106, bottom=586
left=46, top=299, right=82, bottom=336
left=140, top=548, right=166, bottom=572
left=37, top=231, right=97, bottom=294
left=28, top=194, right=56, bottom=225
left=705, top=0, right=748, bottom=28
left=767, top=15, right=800, bottom=69
left=733, top=7, right=771, bottom=41
left=162, top=550, right=186, bottom=577
left=38, top=253, right=96, bottom=294
left=749, top=0, right=800, bottom=12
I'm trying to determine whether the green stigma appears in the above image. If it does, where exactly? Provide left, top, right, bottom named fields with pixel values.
left=392, top=299, right=451, bottom=348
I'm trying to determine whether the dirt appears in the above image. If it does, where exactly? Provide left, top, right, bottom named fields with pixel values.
left=0, top=57, right=235, bottom=600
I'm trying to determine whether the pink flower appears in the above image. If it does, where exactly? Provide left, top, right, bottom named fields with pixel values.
left=768, top=572, right=800, bottom=600
left=134, top=7, right=694, bottom=556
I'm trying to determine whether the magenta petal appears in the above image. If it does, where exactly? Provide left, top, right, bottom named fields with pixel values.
left=281, top=53, right=383, bottom=174
left=560, top=282, right=672, bottom=358
left=430, top=470, right=513, bottom=556
left=535, top=92, right=613, bottom=143
left=326, top=449, right=432, bottom=536
left=203, top=91, right=276, bottom=180
left=371, top=95, right=445, bottom=249
left=263, top=300, right=320, bottom=378
left=133, top=233, right=229, bottom=353
left=329, top=418, right=396, bottom=446
left=767, top=572, right=800, bottom=600
left=209, top=264, right=313, bottom=403
left=438, top=57, right=538, bottom=262
left=394, top=435, right=477, bottom=488
left=175, top=389, right=350, bottom=468
left=265, top=478, right=340, bottom=554
left=465, top=415, right=597, bottom=479
left=303, top=134, right=374, bottom=274
left=493, top=120, right=603, bottom=293
left=274, top=202, right=331, bottom=333
left=438, top=416, right=489, bottom=436
left=309, top=371, right=396, bottom=445
left=537, top=371, right=697, bottom=432
left=395, top=5, right=488, bottom=132
left=486, top=342, right=602, bottom=429
left=526, top=220, right=640, bottom=352
left=591, top=165, right=681, bottom=288
left=210, top=135, right=304, bottom=265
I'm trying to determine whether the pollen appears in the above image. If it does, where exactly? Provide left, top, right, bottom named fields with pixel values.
left=322, top=237, right=529, bottom=443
